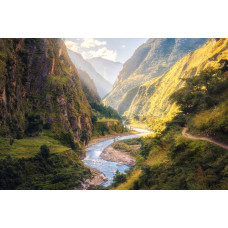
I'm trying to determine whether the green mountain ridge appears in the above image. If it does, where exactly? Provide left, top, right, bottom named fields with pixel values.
left=0, top=38, right=93, bottom=144
left=124, top=38, right=228, bottom=130
left=116, top=62, right=228, bottom=190
left=0, top=38, right=124, bottom=190
left=103, top=38, right=207, bottom=110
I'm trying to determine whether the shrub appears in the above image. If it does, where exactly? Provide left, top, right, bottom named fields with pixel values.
left=25, top=114, right=43, bottom=137
left=39, top=145, right=50, bottom=158
left=9, top=138, right=14, bottom=145
left=112, top=170, right=127, bottom=187
left=57, top=132, right=77, bottom=150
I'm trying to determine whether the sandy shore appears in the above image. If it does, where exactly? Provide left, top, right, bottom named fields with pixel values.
left=101, top=145, right=136, bottom=166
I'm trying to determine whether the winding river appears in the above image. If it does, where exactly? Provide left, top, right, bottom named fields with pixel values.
left=83, top=128, right=151, bottom=186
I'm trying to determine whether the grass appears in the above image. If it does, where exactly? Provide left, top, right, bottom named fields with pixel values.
left=112, top=138, right=141, bottom=157
left=97, top=118, right=118, bottom=122
left=115, top=169, right=142, bottom=190
left=0, top=135, right=71, bottom=159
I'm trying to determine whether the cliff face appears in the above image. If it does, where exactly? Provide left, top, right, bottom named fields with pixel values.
left=0, top=39, right=93, bottom=143
left=125, top=38, right=228, bottom=128
left=103, top=38, right=207, bottom=109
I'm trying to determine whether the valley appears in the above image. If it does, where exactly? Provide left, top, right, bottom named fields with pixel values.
left=0, top=38, right=227, bottom=190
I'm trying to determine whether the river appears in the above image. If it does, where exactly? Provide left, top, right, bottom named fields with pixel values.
left=83, top=128, right=152, bottom=187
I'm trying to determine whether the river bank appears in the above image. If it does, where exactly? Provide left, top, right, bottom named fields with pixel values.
left=75, top=166, right=108, bottom=190
left=81, top=127, right=152, bottom=188
left=86, top=131, right=137, bottom=148
left=101, top=144, right=136, bottom=166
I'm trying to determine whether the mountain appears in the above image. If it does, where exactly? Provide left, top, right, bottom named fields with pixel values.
left=123, top=38, right=228, bottom=130
left=115, top=39, right=228, bottom=190
left=0, top=38, right=93, bottom=144
left=88, top=57, right=123, bottom=84
left=103, top=38, right=207, bottom=110
left=67, top=49, right=112, bottom=98
left=117, top=64, right=228, bottom=190
left=0, top=38, right=125, bottom=190
left=77, top=69, right=100, bottom=104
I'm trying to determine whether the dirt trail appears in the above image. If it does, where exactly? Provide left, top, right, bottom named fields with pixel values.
left=182, top=128, right=228, bottom=150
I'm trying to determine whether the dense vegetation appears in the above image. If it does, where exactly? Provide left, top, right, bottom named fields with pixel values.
left=103, top=38, right=207, bottom=111
left=112, top=39, right=228, bottom=131
left=0, top=38, right=93, bottom=144
left=170, top=63, right=228, bottom=142
left=0, top=38, right=95, bottom=189
left=0, top=39, right=126, bottom=189
left=89, top=102, right=127, bottom=137
left=116, top=65, right=228, bottom=190
left=92, top=119, right=126, bottom=137
left=90, top=102, right=121, bottom=121
left=112, top=138, right=141, bottom=157
left=0, top=146, right=90, bottom=190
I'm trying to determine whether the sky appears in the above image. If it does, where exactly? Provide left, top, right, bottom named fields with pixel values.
left=64, top=38, right=148, bottom=63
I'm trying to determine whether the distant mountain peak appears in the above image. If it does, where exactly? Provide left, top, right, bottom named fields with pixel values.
left=88, top=57, right=123, bottom=85
left=67, top=49, right=112, bottom=98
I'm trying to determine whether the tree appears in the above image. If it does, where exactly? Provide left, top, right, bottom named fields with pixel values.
left=39, top=145, right=50, bottom=158
left=112, top=170, right=127, bottom=187
left=170, top=67, right=228, bottom=115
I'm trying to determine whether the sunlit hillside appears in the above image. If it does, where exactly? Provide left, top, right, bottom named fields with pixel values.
left=123, top=38, right=228, bottom=130
left=103, top=38, right=207, bottom=110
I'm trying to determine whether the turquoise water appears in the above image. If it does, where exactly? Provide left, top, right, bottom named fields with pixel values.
left=83, top=129, right=151, bottom=186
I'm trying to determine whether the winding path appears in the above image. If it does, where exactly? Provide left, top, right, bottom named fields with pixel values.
left=182, top=128, right=228, bottom=150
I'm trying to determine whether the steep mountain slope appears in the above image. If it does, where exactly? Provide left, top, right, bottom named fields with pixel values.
left=116, top=63, right=228, bottom=190
left=0, top=38, right=92, bottom=144
left=124, top=38, right=228, bottom=130
left=77, top=69, right=100, bottom=104
left=103, top=38, right=207, bottom=109
left=67, top=49, right=112, bottom=98
left=88, top=57, right=123, bottom=84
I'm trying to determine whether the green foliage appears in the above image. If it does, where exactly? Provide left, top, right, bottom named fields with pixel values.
left=0, top=135, right=70, bottom=159
left=0, top=150, right=89, bottom=190
left=25, top=114, right=43, bottom=137
left=90, top=103, right=121, bottom=120
left=0, top=38, right=93, bottom=145
left=111, top=170, right=127, bottom=187
left=55, top=131, right=79, bottom=151
left=188, top=101, right=228, bottom=142
left=38, top=145, right=50, bottom=158
left=170, top=66, right=228, bottom=141
left=137, top=135, right=162, bottom=160
left=121, top=66, right=228, bottom=190
left=9, top=138, right=14, bottom=145
left=170, top=68, right=228, bottom=115
left=132, top=131, right=228, bottom=190
left=92, top=120, right=126, bottom=137
left=112, top=138, right=141, bottom=157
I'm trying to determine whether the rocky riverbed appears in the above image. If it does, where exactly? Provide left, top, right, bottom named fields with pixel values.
left=101, top=145, right=136, bottom=166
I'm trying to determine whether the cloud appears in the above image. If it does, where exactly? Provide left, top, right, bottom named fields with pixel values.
left=64, top=40, right=79, bottom=52
left=82, top=47, right=117, bottom=61
left=81, top=38, right=107, bottom=48
left=121, top=44, right=126, bottom=48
